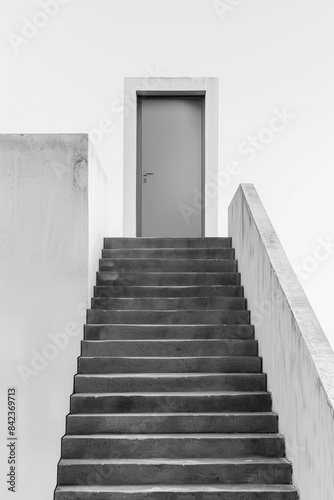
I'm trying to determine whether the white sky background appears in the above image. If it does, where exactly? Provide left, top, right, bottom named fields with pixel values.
left=1, top=0, right=334, bottom=349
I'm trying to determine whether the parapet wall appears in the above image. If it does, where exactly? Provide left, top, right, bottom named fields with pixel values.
left=229, top=184, right=334, bottom=500
left=0, top=134, right=109, bottom=499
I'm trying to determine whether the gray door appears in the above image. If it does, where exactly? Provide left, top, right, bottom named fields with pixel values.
left=137, top=96, right=204, bottom=237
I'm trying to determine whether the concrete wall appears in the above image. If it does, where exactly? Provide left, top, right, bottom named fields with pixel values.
left=0, top=134, right=109, bottom=500
left=229, top=184, right=334, bottom=500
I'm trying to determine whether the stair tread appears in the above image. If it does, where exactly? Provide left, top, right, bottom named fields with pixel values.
left=94, top=294, right=244, bottom=298
left=102, top=247, right=232, bottom=250
left=80, top=356, right=259, bottom=359
left=56, top=484, right=298, bottom=492
left=101, top=249, right=235, bottom=256
left=59, top=457, right=290, bottom=465
left=100, top=258, right=236, bottom=261
left=59, top=456, right=290, bottom=466
left=64, top=433, right=283, bottom=439
left=84, top=324, right=253, bottom=328
left=72, top=391, right=269, bottom=396
left=68, top=412, right=277, bottom=417
left=82, top=339, right=255, bottom=343
left=95, top=285, right=241, bottom=288
left=97, top=273, right=240, bottom=277
left=104, top=236, right=232, bottom=243
left=75, top=373, right=263, bottom=378
left=89, top=308, right=245, bottom=311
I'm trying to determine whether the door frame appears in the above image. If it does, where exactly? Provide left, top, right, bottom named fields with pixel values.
left=123, top=77, right=219, bottom=236
left=136, top=93, right=205, bottom=237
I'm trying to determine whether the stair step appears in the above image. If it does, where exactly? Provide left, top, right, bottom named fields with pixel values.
left=91, top=297, right=246, bottom=310
left=66, top=412, right=279, bottom=435
left=57, top=457, right=292, bottom=485
left=81, top=340, right=258, bottom=357
left=104, top=237, right=232, bottom=249
left=55, top=237, right=298, bottom=498
left=61, top=433, right=285, bottom=459
left=102, top=248, right=235, bottom=259
left=74, top=374, right=266, bottom=393
left=86, top=309, right=250, bottom=325
left=55, top=484, right=299, bottom=500
left=84, top=324, right=254, bottom=340
left=94, top=285, right=244, bottom=298
left=78, top=356, right=262, bottom=374
left=70, top=392, right=272, bottom=414
left=97, top=271, right=241, bottom=286
left=99, top=258, right=237, bottom=273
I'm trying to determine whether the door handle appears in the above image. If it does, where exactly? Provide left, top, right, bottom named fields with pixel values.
left=143, top=171, right=154, bottom=183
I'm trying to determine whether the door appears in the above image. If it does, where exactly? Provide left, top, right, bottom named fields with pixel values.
left=137, top=96, right=204, bottom=237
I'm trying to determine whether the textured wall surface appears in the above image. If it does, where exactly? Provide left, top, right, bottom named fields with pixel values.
left=0, top=134, right=108, bottom=499
left=229, top=184, right=334, bottom=500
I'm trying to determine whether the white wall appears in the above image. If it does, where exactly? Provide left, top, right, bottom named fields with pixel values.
left=229, top=184, right=334, bottom=500
left=1, top=0, right=333, bottom=349
left=88, top=139, right=110, bottom=298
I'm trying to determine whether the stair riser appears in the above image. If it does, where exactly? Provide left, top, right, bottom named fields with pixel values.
left=99, top=259, right=237, bottom=273
left=91, top=297, right=246, bottom=310
left=84, top=324, right=254, bottom=341
left=57, top=462, right=292, bottom=485
left=86, top=310, right=250, bottom=325
left=55, top=237, right=298, bottom=498
left=55, top=491, right=298, bottom=500
left=70, top=394, right=272, bottom=414
left=97, top=272, right=241, bottom=286
left=78, top=357, right=262, bottom=374
left=74, top=375, right=266, bottom=393
left=66, top=414, right=279, bottom=435
left=55, top=489, right=298, bottom=500
left=81, top=341, right=258, bottom=357
left=102, top=249, right=235, bottom=259
left=104, top=237, right=232, bottom=249
left=94, top=285, right=244, bottom=298
left=61, top=437, right=285, bottom=459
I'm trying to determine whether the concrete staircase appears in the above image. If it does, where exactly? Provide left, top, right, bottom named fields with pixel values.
left=55, top=237, right=299, bottom=499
